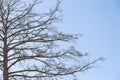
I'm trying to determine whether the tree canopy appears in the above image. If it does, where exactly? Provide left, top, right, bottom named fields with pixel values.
left=0, top=0, right=103, bottom=80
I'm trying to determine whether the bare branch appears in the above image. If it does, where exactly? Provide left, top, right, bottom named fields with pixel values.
left=0, top=0, right=103, bottom=80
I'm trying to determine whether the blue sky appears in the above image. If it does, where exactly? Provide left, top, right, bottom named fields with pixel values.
left=57, top=0, right=120, bottom=80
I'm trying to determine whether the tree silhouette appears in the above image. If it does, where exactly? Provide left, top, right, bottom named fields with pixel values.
left=0, top=0, right=102, bottom=80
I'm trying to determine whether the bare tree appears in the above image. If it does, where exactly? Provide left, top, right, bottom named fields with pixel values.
left=0, top=0, right=102, bottom=80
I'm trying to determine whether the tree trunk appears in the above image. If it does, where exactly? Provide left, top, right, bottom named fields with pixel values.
left=3, top=33, right=8, bottom=80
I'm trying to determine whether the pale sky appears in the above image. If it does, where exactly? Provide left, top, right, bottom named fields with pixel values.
left=21, top=0, right=120, bottom=80
left=58, top=0, right=120, bottom=80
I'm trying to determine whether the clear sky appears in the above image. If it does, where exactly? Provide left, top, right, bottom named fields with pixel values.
left=25, top=0, right=120, bottom=80
left=57, top=0, right=120, bottom=80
